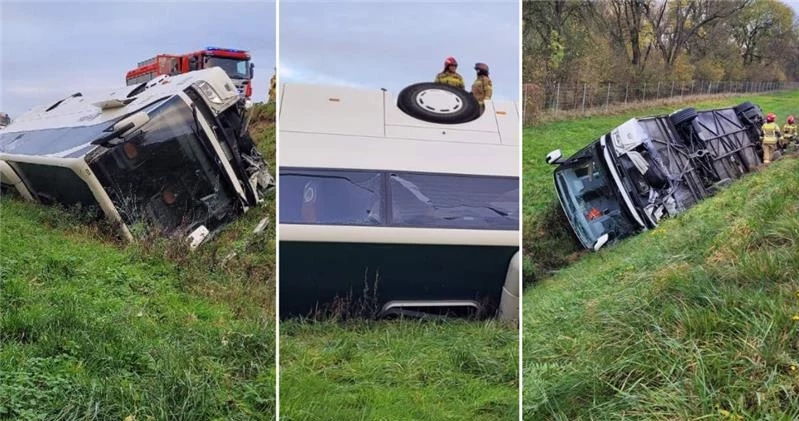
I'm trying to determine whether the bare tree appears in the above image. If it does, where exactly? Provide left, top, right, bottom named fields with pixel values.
left=648, top=0, right=750, bottom=71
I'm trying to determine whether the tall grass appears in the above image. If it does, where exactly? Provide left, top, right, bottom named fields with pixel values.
left=0, top=107, right=276, bottom=420
left=280, top=319, right=518, bottom=421
left=523, top=111, right=799, bottom=419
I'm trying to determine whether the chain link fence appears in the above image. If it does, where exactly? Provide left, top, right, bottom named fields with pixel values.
left=523, top=80, right=799, bottom=126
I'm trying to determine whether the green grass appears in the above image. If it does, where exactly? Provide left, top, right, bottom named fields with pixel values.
left=280, top=319, right=518, bottom=421
left=0, top=103, right=276, bottom=421
left=523, top=95, right=799, bottom=419
left=523, top=90, right=799, bottom=281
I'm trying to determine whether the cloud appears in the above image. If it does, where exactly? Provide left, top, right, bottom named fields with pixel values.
left=279, top=1, right=520, bottom=101
left=1, top=1, right=276, bottom=116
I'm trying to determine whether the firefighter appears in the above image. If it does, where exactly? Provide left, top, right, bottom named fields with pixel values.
left=268, top=69, right=276, bottom=103
left=471, top=62, right=493, bottom=111
left=782, top=115, right=797, bottom=146
left=761, top=112, right=782, bottom=164
left=434, top=57, right=464, bottom=89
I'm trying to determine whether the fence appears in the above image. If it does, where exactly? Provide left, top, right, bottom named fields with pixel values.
left=523, top=80, right=799, bottom=126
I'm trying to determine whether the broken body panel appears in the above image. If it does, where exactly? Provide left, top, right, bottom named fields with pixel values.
left=279, top=83, right=520, bottom=320
left=0, top=67, right=272, bottom=246
left=551, top=104, right=764, bottom=250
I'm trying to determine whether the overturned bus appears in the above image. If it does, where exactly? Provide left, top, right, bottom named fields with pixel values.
left=279, top=82, right=520, bottom=321
left=546, top=101, right=765, bottom=251
left=0, top=67, right=273, bottom=247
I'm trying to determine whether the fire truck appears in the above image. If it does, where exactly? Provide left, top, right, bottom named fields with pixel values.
left=125, top=47, right=254, bottom=98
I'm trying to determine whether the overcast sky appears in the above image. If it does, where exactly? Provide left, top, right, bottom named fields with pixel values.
left=280, top=0, right=520, bottom=102
left=0, top=1, right=276, bottom=117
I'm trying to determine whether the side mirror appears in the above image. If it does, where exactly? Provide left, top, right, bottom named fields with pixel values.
left=250, top=63, right=255, bottom=78
left=593, top=233, right=609, bottom=252
left=545, top=149, right=563, bottom=165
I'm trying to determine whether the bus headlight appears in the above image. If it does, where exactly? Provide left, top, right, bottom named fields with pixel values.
left=194, top=81, right=223, bottom=105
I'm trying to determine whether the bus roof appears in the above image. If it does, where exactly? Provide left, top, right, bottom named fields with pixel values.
left=279, top=83, right=519, bottom=178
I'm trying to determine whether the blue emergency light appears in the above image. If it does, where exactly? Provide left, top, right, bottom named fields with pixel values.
left=206, top=46, right=246, bottom=53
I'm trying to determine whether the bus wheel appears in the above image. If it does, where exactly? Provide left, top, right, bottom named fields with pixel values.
left=397, top=82, right=481, bottom=124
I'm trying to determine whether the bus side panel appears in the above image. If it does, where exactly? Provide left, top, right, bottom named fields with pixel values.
left=279, top=241, right=518, bottom=318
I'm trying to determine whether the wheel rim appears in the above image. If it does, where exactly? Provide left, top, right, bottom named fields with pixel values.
left=415, top=88, right=463, bottom=114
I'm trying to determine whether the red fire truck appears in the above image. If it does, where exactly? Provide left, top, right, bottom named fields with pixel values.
left=125, top=47, right=254, bottom=98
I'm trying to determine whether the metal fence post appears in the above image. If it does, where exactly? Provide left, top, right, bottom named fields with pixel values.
left=656, top=81, right=661, bottom=101
left=708, top=81, right=712, bottom=94
left=605, top=83, right=611, bottom=110
left=670, top=80, right=675, bottom=98
left=680, top=81, right=684, bottom=99
left=555, top=82, right=560, bottom=112
left=691, top=80, right=695, bottom=95
left=581, top=83, right=587, bottom=113
left=625, top=82, right=629, bottom=104
left=642, top=82, right=646, bottom=102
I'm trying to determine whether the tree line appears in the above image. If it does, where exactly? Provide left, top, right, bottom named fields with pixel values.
left=523, top=0, right=799, bottom=85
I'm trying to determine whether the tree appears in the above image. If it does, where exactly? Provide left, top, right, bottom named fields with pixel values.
left=647, top=0, right=750, bottom=72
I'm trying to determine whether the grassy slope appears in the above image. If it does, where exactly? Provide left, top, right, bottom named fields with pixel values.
left=0, top=103, right=276, bottom=421
left=523, top=93, right=799, bottom=419
left=523, top=90, right=799, bottom=281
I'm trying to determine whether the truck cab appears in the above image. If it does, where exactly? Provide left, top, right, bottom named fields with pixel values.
left=125, top=47, right=254, bottom=98
left=547, top=102, right=764, bottom=250
left=0, top=67, right=273, bottom=247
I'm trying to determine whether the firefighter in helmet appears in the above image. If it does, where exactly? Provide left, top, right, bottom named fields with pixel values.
left=761, top=112, right=782, bottom=164
left=782, top=115, right=797, bottom=146
left=268, top=68, right=277, bottom=103
left=434, top=56, right=464, bottom=89
left=471, top=62, right=493, bottom=111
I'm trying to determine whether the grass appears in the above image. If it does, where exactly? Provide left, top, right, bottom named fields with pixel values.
left=523, top=93, right=799, bottom=419
left=280, top=319, right=518, bottom=421
left=277, top=94, right=519, bottom=419
left=0, top=102, right=276, bottom=421
left=522, top=89, right=799, bottom=282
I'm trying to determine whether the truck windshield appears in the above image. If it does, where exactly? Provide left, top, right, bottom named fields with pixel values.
left=205, top=57, right=249, bottom=79
left=89, top=95, right=236, bottom=235
left=554, top=142, right=638, bottom=248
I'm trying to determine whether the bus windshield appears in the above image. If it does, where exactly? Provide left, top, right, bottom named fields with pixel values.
left=553, top=142, right=638, bottom=248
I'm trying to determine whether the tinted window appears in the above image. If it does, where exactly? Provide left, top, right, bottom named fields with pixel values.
left=390, top=172, right=518, bottom=230
left=280, top=170, right=383, bottom=225
left=12, top=162, right=100, bottom=214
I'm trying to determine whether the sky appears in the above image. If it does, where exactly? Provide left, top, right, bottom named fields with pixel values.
left=0, top=1, right=276, bottom=117
left=280, top=0, right=520, bottom=102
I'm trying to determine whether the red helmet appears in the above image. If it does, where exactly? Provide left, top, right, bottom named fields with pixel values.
left=788, top=115, right=795, bottom=124
left=444, top=56, right=458, bottom=67
left=766, top=113, right=776, bottom=122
